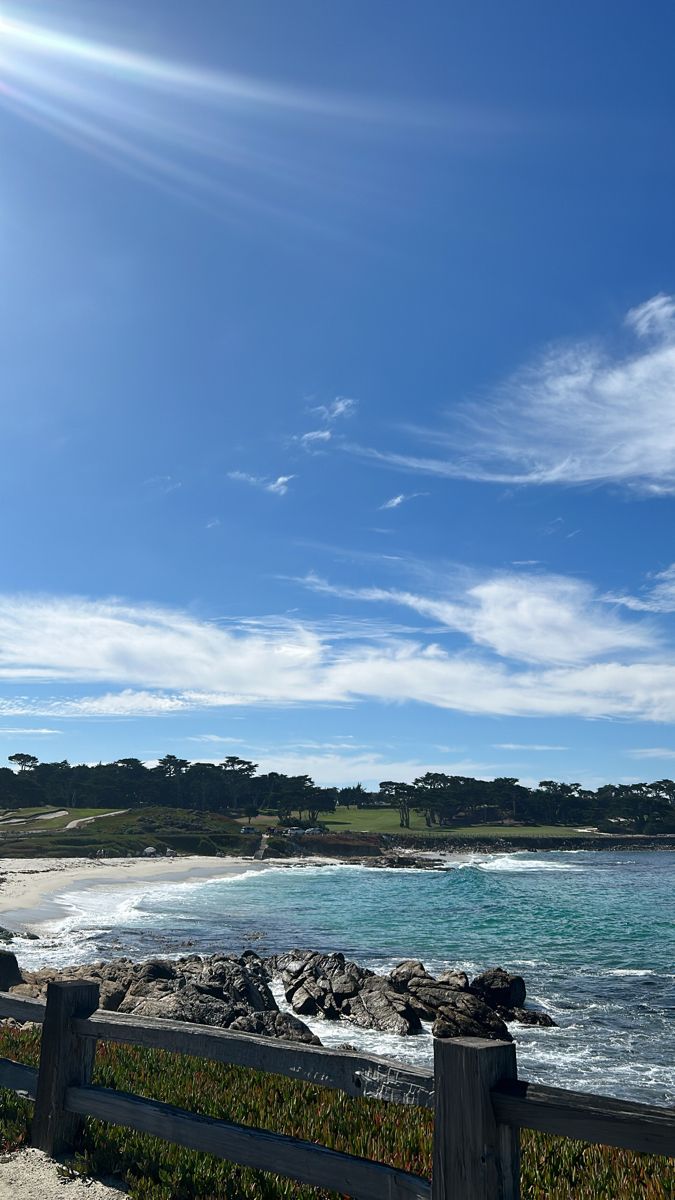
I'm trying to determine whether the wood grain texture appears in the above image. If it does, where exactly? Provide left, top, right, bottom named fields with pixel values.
left=31, top=980, right=100, bottom=1155
left=65, top=1084, right=431, bottom=1200
left=0, top=1056, right=38, bottom=1099
left=432, top=1038, right=519, bottom=1200
left=73, top=1010, right=435, bottom=1107
left=0, top=991, right=46, bottom=1023
left=492, top=1080, right=675, bottom=1157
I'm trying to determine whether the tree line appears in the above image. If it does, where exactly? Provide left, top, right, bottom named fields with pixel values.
left=2, top=754, right=675, bottom=833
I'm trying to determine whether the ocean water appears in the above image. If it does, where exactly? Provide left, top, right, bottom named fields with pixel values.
left=16, top=850, right=675, bottom=1106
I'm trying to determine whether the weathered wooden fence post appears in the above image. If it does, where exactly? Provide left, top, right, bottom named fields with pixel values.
left=431, top=1037, right=520, bottom=1200
left=32, top=980, right=100, bottom=1156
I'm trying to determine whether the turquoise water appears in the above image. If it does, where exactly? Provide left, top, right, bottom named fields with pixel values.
left=26, top=850, right=675, bottom=1105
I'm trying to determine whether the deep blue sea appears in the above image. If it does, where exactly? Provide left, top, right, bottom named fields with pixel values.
left=19, top=850, right=675, bottom=1105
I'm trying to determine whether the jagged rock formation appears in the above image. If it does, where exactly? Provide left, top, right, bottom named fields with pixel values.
left=0, top=946, right=555, bottom=1044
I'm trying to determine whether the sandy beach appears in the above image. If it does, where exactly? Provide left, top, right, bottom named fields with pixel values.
left=0, top=855, right=270, bottom=931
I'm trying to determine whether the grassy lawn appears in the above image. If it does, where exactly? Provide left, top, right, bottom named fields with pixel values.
left=0, top=803, right=601, bottom=853
left=0, top=807, right=126, bottom=833
left=321, top=806, right=596, bottom=838
left=0, top=807, right=250, bottom=858
left=0, top=1026, right=672, bottom=1198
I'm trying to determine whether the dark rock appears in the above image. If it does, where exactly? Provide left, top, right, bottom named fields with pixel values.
left=276, top=950, right=372, bottom=1021
left=137, top=959, right=175, bottom=983
left=193, top=956, right=276, bottom=1013
left=0, top=951, right=22, bottom=990
left=471, top=967, right=526, bottom=1010
left=436, top=969, right=469, bottom=990
left=388, top=960, right=429, bottom=990
left=387, top=960, right=470, bottom=1019
left=99, top=982, right=128, bottom=1011
left=0, top=927, right=15, bottom=944
left=229, top=1010, right=321, bottom=1044
left=502, top=1006, right=557, bottom=1028
left=432, top=992, right=512, bottom=1042
left=343, top=977, right=421, bottom=1035
left=123, top=984, right=249, bottom=1028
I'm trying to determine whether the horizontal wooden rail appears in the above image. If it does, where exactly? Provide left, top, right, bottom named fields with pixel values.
left=73, top=1009, right=435, bottom=1108
left=1, top=983, right=675, bottom=1200
left=0, top=1056, right=38, bottom=1099
left=492, top=1080, right=675, bottom=1158
left=0, top=993, right=46, bottom=1023
left=65, top=1084, right=431, bottom=1200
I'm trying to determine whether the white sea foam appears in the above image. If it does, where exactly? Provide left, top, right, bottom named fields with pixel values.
left=451, top=853, right=585, bottom=873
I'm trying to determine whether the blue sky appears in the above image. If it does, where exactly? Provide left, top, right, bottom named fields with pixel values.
left=2, top=0, right=675, bottom=789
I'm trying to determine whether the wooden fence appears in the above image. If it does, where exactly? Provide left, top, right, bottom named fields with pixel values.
left=0, top=982, right=674, bottom=1198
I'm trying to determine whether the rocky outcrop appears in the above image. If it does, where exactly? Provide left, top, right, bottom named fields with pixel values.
left=1, top=946, right=555, bottom=1046
left=229, top=1010, right=321, bottom=1044
left=271, top=949, right=420, bottom=1034
left=273, top=950, right=373, bottom=1021
left=0, top=950, right=23, bottom=991
left=471, top=967, right=526, bottom=1010
left=2, top=950, right=318, bottom=1045
left=431, top=992, right=512, bottom=1041
left=264, top=950, right=553, bottom=1040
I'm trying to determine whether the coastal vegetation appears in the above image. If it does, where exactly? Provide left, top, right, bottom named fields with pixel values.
left=2, top=754, right=675, bottom=834
left=0, top=1026, right=672, bottom=1198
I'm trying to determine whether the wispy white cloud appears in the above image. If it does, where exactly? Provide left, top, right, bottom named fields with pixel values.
left=0, top=727, right=61, bottom=735
left=493, top=743, right=568, bottom=752
left=301, top=569, right=653, bottom=665
left=0, top=588, right=674, bottom=724
left=144, top=475, right=182, bottom=495
left=187, top=734, right=243, bottom=745
left=625, top=294, right=675, bottom=339
left=298, top=430, right=332, bottom=450
left=609, top=564, right=675, bottom=613
left=626, top=747, right=675, bottom=760
left=311, top=397, right=358, bottom=422
left=350, top=296, right=675, bottom=493
left=267, top=475, right=295, bottom=496
left=228, top=470, right=295, bottom=496
left=378, top=492, right=427, bottom=510
left=174, top=745, right=505, bottom=788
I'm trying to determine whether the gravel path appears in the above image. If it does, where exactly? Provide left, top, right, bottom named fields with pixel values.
left=0, top=1149, right=125, bottom=1197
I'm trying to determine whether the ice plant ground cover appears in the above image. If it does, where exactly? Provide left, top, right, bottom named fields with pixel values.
left=0, top=1027, right=673, bottom=1199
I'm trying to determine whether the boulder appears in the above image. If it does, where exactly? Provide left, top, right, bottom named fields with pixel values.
left=342, top=977, right=421, bottom=1035
left=436, top=969, right=470, bottom=990
left=229, top=1010, right=320, bottom=1044
left=471, top=967, right=526, bottom=1010
left=502, top=1006, right=557, bottom=1028
left=275, top=951, right=372, bottom=1021
left=387, top=961, right=470, bottom=1019
left=388, top=960, right=429, bottom=989
left=191, top=955, right=276, bottom=1013
left=432, top=992, right=512, bottom=1042
left=122, top=985, right=249, bottom=1028
left=0, top=951, right=22, bottom=991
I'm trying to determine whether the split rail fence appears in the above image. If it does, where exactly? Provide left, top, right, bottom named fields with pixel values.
left=0, top=981, right=674, bottom=1198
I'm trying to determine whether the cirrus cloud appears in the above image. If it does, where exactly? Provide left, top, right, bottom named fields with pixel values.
left=0, top=584, right=674, bottom=724
left=350, top=296, right=675, bottom=493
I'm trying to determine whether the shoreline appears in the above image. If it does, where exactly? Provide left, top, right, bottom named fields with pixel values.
left=0, top=854, right=273, bottom=931
left=0, top=838, right=673, bottom=934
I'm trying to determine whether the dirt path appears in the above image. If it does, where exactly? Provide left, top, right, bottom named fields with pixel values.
left=64, top=809, right=128, bottom=830
left=0, top=1149, right=125, bottom=1197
